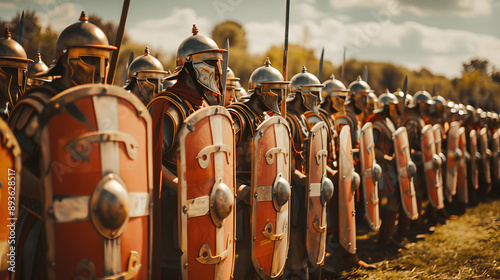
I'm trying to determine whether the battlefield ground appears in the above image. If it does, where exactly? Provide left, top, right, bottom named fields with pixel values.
left=322, top=198, right=500, bottom=279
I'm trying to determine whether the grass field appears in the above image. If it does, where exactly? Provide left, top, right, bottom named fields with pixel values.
left=323, top=199, right=500, bottom=279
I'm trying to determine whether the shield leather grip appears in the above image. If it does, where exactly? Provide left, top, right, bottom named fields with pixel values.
left=261, top=221, right=285, bottom=241
left=66, top=131, right=139, bottom=162
left=196, top=238, right=232, bottom=265
left=196, top=144, right=231, bottom=169
left=312, top=215, right=326, bottom=233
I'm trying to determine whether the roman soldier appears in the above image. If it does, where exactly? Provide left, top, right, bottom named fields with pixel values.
left=147, top=25, right=233, bottom=279
left=400, top=89, right=435, bottom=239
left=333, top=76, right=375, bottom=269
left=228, top=57, right=291, bottom=280
left=0, top=28, right=31, bottom=120
left=124, top=46, right=168, bottom=105
left=284, top=65, right=334, bottom=279
left=365, top=91, right=403, bottom=251
left=7, top=12, right=117, bottom=279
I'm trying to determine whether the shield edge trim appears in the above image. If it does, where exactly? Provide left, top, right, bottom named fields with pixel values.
left=39, top=84, right=154, bottom=279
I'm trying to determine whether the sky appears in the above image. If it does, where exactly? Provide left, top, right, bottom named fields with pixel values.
left=1, top=0, right=500, bottom=79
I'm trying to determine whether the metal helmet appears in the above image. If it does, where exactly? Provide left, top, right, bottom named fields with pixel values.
left=394, top=89, right=412, bottom=107
left=431, top=95, right=446, bottom=117
left=375, top=91, right=399, bottom=121
left=124, top=47, right=168, bottom=105
left=248, top=57, right=288, bottom=115
left=27, top=53, right=51, bottom=88
left=224, top=67, right=240, bottom=105
left=48, top=11, right=117, bottom=85
left=172, top=24, right=226, bottom=104
left=226, top=67, right=240, bottom=90
left=345, top=75, right=371, bottom=113
left=408, top=89, right=434, bottom=108
left=0, top=28, right=32, bottom=109
left=289, top=65, right=324, bottom=114
left=367, top=91, right=379, bottom=113
left=234, top=80, right=247, bottom=101
left=322, top=74, right=348, bottom=112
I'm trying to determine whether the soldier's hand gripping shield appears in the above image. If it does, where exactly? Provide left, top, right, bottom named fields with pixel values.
left=0, top=118, right=21, bottom=279
left=422, top=125, right=444, bottom=210
left=445, top=122, right=461, bottom=202
left=359, top=122, right=381, bottom=231
left=338, top=126, right=360, bottom=254
left=39, top=84, right=153, bottom=279
left=469, top=130, right=479, bottom=190
left=250, top=116, right=291, bottom=279
left=393, top=127, right=418, bottom=220
left=177, top=106, right=235, bottom=280
left=306, top=121, right=334, bottom=266
left=479, top=127, right=492, bottom=185
left=456, top=127, right=468, bottom=204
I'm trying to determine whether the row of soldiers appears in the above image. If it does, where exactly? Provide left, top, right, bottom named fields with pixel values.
left=0, top=13, right=499, bottom=280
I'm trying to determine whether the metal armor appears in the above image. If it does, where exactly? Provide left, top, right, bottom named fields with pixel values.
left=446, top=122, right=461, bottom=202
left=393, top=127, right=418, bottom=220
left=305, top=121, right=333, bottom=266
left=177, top=106, right=235, bottom=280
left=421, top=124, right=444, bottom=210
left=38, top=84, right=153, bottom=279
left=359, top=122, right=382, bottom=231
left=338, top=126, right=360, bottom=254
left=0, top=28, right=31, bottom=118
left=250, top=116, right=291, bottom=279
left=124, top=47, right=168, bottom=105
left=0, top=118, right=21, bottom=280
left=456, top=127, right=468, bottom=204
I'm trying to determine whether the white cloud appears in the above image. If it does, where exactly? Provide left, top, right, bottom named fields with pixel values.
left=38, top=3, right=82, bottom=32
left=295, top=3, right=325, bottom=19
left=128, top=8, right=211, bottom=56
left=330, top=0, right=492, bottom=17
left=242, top=16, right=500, bottom=78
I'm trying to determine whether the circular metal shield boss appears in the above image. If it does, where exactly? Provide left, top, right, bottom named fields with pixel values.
left=272, top=173, right=291, bottom=212
left=407, top=161, right=417, bottom=179
left=432, top=154, right=442, bottom=170
left=372, top=163, right=382, bottom=182
left=210, top=178, right=234, bottom=228
left=351, top=172, right=361, bottom=191
left=320, top=177, right=334, bottom=206
left=90, top=173, right=130, bottom=239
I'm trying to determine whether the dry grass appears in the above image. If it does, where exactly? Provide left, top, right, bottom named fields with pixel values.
left=323, top=199, right=500, bottom=279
